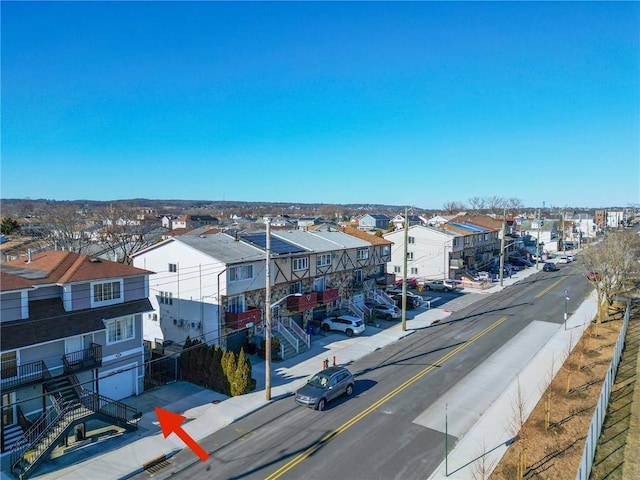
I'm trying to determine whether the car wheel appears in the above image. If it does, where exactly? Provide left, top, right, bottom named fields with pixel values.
left=317, top=398, right=326, bottom=411
left=385, top=314, right=391, bottom=320
left=322, top=324, right=330, bottom=332
left=425, top=286, right=431, bottom=290
left=346, top=329, right=354, bottom=337
left=444, top=288, right=450, bottom=292
left=345, top=384, right=354, bottom=396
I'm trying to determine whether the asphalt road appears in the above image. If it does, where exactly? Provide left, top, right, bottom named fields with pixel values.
left=132, top=263, right=591, bottom=480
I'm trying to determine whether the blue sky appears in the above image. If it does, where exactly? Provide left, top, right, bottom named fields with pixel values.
left=2, top=1, right=638, bottom=209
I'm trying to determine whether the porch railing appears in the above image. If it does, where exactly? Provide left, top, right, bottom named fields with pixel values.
left=1, top=360, right=46, bottom=391
left=62, top=343, right=102, bottom=374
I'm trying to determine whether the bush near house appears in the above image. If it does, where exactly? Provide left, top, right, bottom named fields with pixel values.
left=180, top=338, right=253, bottom=396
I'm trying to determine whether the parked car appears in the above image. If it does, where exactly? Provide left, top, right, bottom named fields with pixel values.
left=366, top=302, right=401, bottom=320
left=475, top=271, right=492, bottom=281
left=395, top=277, right=419, bottom=288
left=586, top=271, right=599, bottom=281
left=386, top=288, right=423, bottom=306
left=510, top=257, right=533, bottom=267
left=422, top=279, right=457, bottom=292
left=321, top=315, right=366, bottom=337
left=566, top=254, right=576, bottom=262
left=390, top=294, right=420, bottom=310
left=543, top=262, right=559, bottom=272
left=294, top=366, right=355, bottom=411
left=558, top=256, right=569, bottom=264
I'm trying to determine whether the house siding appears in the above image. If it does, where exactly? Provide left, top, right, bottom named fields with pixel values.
left=1, top=292, right=22, bottom=322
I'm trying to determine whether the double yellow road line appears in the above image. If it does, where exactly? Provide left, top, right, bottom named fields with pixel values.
left=535, top=275, right=568, bottom=298
left=265, top=315, right=509, bottom=480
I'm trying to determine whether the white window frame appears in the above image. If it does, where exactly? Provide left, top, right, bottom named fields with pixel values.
left=354, top=270, right=363, bottom=283
left=293, top=257, right=309, bottom=271
left=407, top=252, right=414, bottom=260
left=313, top=276, right=326, bottom=292
left=227, top=295, right=246, bottom=313
left=408, top=236, right=415, bottom=244
left=168, top=263, right=177, bottom=273
left=105, top=316, right=135, bottom=345
left=411, top=267, right=418, bottom=275
left=289, top=282, right=302, bottom=295
left=229, top=264, right=254, bottom=282
left=316, top=253, right=332, bottom=268
left=357, top=248, right=369, bottom=260
left=91, top=280, right=123, bottom=307
left=382, top=245, right=390, bottom=256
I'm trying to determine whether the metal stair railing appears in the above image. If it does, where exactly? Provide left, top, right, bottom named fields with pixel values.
left=274, top=320, right=299, bottom=354
left=373, top=289, right=395, bottom=306
left=280, top=317, right=310, bottom=349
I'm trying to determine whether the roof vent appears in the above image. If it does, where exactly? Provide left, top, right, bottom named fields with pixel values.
left=90, top=258, right=102, bottom=263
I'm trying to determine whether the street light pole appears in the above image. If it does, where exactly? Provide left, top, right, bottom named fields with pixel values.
left=536, top=209, right=542, bottom=270
left=564, top=289, right=569, bottom=330
left=402, top=206, right=408, bottom=332
left=499, top=208, right=506, bottom=287
left=264, top=217, right=272, bottom=401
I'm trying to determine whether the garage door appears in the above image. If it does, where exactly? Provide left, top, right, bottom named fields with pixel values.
left=99, top=364, right=136, bottom=400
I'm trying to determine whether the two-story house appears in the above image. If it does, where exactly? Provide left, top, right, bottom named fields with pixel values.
left=1, top=251, right=152, bottom=478
left=389, top=214, right=424, bottom=231
left=171, top=215, right=220, bottom=230
left=439, top=222, right=501, bottom=271
left=517, top=219, right=558, bottom=253
left=132, top=228, right=392, bottom=358
left=384, top=225, right=464, bottom=281
left=357, top=214, right=390, bottom=232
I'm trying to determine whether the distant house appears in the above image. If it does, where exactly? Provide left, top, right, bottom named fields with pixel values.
left=297, top=217, right=323, bottom=229
left=271, top=215, right=298, bottom=228
left=426, top=214, right=458, bottom=227
left=172, top=215, right=220, bottom=230
left=390, top=214, right=424, bottom=230
left=358, top=214, right=390, bottom=231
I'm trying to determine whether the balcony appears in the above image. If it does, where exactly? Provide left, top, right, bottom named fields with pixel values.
left=62, top=343, right=103, bottom=374
left=316, top=288, right=339, bottom=305
left=287, top=292, right=318, bottom=312
left=225, top=308, right=262, bottom=329
left=449, top=258, right=465, bottom=269
left=1, top=359, right=46, bottom=393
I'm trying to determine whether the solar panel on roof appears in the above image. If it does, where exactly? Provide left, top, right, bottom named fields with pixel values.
left=241, top=234, right=307, bottom=254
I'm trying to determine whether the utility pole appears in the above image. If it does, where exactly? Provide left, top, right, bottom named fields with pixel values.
left=499, top=208, right=506, bottom=287
left=536, top=209, right=541, bottom=270
left=264, top=217, right=272, bottom=401
left=402, top=206, right=408, bottom=332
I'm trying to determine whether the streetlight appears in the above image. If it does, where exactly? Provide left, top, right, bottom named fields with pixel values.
left=564, top=289, right=570, bottom=330
left=264, top=293, right=301, bottom=400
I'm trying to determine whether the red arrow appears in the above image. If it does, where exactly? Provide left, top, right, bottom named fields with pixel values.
left=155, top=407, right=209, bottom=461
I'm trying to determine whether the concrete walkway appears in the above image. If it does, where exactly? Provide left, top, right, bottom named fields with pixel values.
left=1, top=263, right=598, bottom=480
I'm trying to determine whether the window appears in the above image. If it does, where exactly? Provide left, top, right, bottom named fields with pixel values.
left=411, top=267, right=418, bottom=275
left=354, top=270, right=363, bottom=283
left=382, top=245, right=390, bottom=256
left=313, top=276, right=325, bottom=292
left=289, top=282, right=302, bottom=295
left=93, top=281, right=122, bottom=303
left=293, top=257, right=309, bottom=271
left=357, top=248, right=369, bottom=260
left=106, top=316, right=135, bottom=344
left=227, top=295, right=245, bottom=313
left=408, top=236, right=415, bottom=244
left=407, top=252, right=414, bottom=260
left=317, top=253, right=332, bottom=267
left=483, top=234, right=489, bottom=241
left=168, top=263, right=177, bottom=272
left=1, top=351, right=17, bottom=378
left=160, top=291, right=173, bottom=305
left=394, top=266, right=401, bottom=273
left=229, top=265, right=254, bottom=282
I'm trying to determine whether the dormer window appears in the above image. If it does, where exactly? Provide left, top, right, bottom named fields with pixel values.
left=92, top=280, right=123, bottom=306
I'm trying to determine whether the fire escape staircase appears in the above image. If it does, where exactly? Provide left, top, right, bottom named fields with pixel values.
left=10, top=351, right=142, bottom=480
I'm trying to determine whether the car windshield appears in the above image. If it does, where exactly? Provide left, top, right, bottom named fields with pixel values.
left=308, top=373, right=330, bottom=387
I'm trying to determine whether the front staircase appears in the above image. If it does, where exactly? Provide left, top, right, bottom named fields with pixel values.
left=10, top=374, right=142, bottom=480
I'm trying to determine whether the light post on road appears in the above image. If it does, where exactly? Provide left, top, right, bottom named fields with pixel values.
left=564, top=289, right=570, bottom=330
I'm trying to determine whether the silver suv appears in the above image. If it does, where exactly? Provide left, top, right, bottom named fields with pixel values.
left=423, top=279, right=457, bottom=292
left=294, top=367, right=355, bottom=411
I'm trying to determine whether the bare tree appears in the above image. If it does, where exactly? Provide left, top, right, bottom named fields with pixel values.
left=471, top=439, right=498, bottom=480
left=509, top=377, right=529, bottom=478
left=487, top=196, right=507, bottom=216
left=467, top=196, right=487, bottom=216
left=581, top=231, right=640, bottom=323
left=442, top=201, right=466, bottom=215
left=96, top=205, right=158, bottom=264
left=37, top=202, right=94, bottom=254
left=505, top=197, right=524, bottom=214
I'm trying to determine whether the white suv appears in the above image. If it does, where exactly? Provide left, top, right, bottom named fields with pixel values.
left=321, top=315, right=366, bottom=337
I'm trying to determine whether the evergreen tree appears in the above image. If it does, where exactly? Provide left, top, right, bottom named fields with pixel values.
left=211, top=346, right=225, bottom=393
left=232, top=348, right=251, bottom=396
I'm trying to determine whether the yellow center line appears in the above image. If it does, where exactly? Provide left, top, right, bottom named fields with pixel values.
left=264, top=315, right=509, bottom=480
left=535, top=275, right=568, bottom=298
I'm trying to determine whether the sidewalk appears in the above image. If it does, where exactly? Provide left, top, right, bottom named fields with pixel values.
left=2, top=265, right=573, bottom=480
